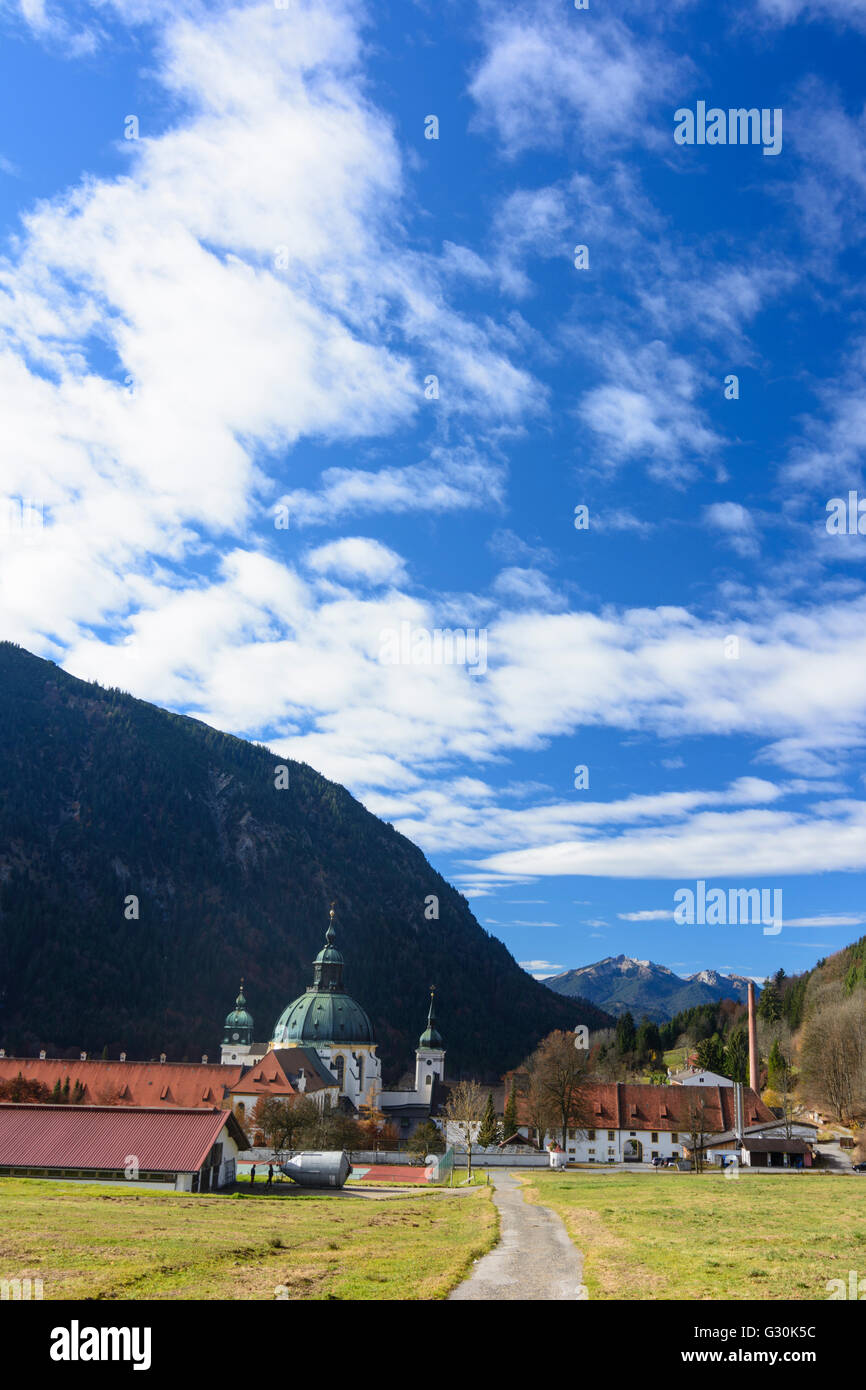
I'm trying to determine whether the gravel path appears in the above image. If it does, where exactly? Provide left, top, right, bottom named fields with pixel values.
left=448, top=1171, right=586, bottom=1301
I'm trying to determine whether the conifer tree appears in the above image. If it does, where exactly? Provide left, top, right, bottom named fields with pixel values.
left=477, top=1092, right=499, bottom=1148
left=504, top=1083, right=518, bottom=1137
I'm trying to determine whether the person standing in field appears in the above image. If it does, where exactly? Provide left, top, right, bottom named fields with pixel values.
left=250, top=1164, right=256, bottom=1185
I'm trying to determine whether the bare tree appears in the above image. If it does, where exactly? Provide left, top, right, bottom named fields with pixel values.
left=687, top=1093, right=709, bottom=1174
left=801, top=993, right=866, bottom=1122
left=772, top=1041, right=797, bottom=1139
left=442, top=1080, right=485, bottom=1180
left=530, top=1030, right=594, bottom=1148
left=520, top=1067, right=557, bottom=1150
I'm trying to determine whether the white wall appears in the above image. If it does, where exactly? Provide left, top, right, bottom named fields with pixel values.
left=536, top=1126, right=686, bottom=1164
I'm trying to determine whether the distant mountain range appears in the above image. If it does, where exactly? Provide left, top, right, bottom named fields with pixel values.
left=0, top=643, right=613, bottom=1079
left=545, top=955, right=759, bottom=1023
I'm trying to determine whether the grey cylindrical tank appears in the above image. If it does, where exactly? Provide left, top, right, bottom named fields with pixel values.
left=280, top=1151, right=353, bottom=1188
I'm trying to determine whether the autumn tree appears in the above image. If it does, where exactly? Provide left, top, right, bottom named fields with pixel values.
left=521, top=1030, right=593, bottom=1148
left=248, top=1095, right=319, bottom=1161
left=0, top=1073, right=50, bottom=1103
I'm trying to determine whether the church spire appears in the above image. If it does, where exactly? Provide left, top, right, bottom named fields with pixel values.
left=418, top=986, right=443, bottom=1049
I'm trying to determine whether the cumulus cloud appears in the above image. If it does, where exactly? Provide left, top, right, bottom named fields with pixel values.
left=304, top=537, right=407, bottom=586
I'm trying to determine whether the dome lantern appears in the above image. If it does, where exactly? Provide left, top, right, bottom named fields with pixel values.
left=418, top=986, right=443, bottom=1050
left=271, top=906, right=374, bottom=1047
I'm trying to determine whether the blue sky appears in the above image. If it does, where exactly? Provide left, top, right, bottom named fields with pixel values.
left=2, top=0, right=866, bottom=990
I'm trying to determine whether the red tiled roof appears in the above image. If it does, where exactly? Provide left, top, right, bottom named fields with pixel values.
left=0, top=1104, right=246, bottom=1172
left=514, top=1082, right=773, bottom=1133
left=267, top=1049, right=339, bottom=1093
left=0, top=1057, right=244, bottom=1109
left=229, top=1052, right=298, bottom=1098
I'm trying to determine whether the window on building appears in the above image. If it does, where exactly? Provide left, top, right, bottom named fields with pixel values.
left=333, top=1054, right=345, bottom=1087
left=630, top=1131, right=636, bottom=1137
left=671, top=1132, right=678, bottom=1142
left=425, top=1075, right=432, bottom=1086
left=357, top=1054, right=364, bottom=1091
left=587, top=1129, right=595, bottom=1140
left=607, top=1130, right=615, bottom=1140
left=651, top=1132, right=658, bottom=1143
left=651, top=1151, right=658, bottom=1160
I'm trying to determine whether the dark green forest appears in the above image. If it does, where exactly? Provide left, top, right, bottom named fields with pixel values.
left=0, top=643, right=611, bottom=1080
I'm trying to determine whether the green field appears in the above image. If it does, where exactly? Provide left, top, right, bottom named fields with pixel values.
left=521, top=1170, right=866, bottom=1300
left=0, top=1179, right=496, bottom=1300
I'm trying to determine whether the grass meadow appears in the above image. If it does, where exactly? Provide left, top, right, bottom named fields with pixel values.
left=0, top=1177, right=497, bottom=1301
left=521, top=1169, right=866, bottom=1300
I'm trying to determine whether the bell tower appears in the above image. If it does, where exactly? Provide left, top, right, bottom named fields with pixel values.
left=414, top=987, right=445, bottom=1094
left=221, top=981, right=255, bottom=1064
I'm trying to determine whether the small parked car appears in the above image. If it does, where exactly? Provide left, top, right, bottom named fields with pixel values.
left=852, top=1162, right=866, bottom=1173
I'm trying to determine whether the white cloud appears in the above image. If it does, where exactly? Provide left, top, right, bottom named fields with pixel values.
left=755, top=0, right=866, bottom=29
left=704, top=502, right=761, bottom=557
left=0, top=0, right=542, bottom=663
left=492, top=567, right=564, bottom=609
left=577, top=341, right=720, bottom=481
left=618, top=909, right=674, bottom=921
left=281, top=446, right=505, bottom=526
left=782, top=914, right=866, bottom=927
left=469, top=2, right=688, bottom=158
left=475, top=800, right=866, bottom=879
left=305, top=537, right=406, bottom=586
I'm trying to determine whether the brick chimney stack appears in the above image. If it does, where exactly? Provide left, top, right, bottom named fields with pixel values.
left=748, top=981, right=759, bottom=1092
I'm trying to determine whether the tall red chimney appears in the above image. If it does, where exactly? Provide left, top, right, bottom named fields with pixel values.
left=748, top=981, right=759, bottom=1093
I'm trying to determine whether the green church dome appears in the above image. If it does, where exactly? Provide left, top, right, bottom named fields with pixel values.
left=272, top=989, right=374, bottom=1046
left=224, top=983, right=253, bottom=1030
left=271, top=907, right=374, bottom=1047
